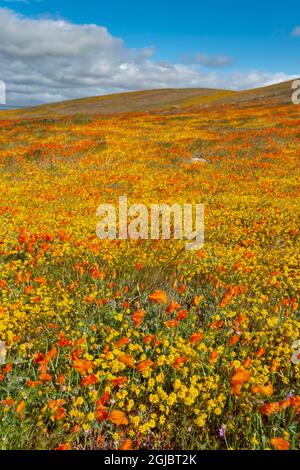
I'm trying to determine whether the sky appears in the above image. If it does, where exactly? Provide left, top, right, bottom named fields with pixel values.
left=0, top=0, right=299, bottom=106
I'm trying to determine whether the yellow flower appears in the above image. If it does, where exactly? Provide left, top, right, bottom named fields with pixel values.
left=159, top=415, right=166, bottom=425
left=87, top=412, right=95, bottom=422
left=75, top=397, right=84, bottom=406
left=195, top=414, right=207, bottom=427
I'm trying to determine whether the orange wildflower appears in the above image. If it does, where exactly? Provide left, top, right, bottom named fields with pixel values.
left=166, top=299, right=180, bottom=313
left=228, top=335, right=240, bottom=346
left=119, top=439, right=133, bottom=450
left=176, top=309, right=188, bottom=321
left=255, top=347, right=266, bottom=358
left=95, top=407, right=108, bottom=423
left=109, top=410, right=128, bottom=426
left=143, top=335, right=155, bottom=345
left=27, top=380, right=43, bottom=388
left=131, top=310, right=145, bottom=328
left=210, top=320, right=224, bottom=330
left=148, top=290, right=168, bottom=304
left=231, top=368, right=250, bottom=394
left=164, top=320, right=179, bottom=328
left=209, top=350, right=220, bottom=363
left=73, top=358, right=93, bottom=375
left=136, top=359, right=154, bottom=372
left=115, top=337, right=130, bottom=348
left=111, top=376, right=128, bottom=387
left=55, top=443, right=71, bottom=451
left=251, top=383, right=273, bottom=397
left=80, top=374, right=98, bottom=387
left=189, top=332, right=203, bottom=344
left=39, top=373, right=52, bottom=382
left=16, top=400, right=25, bottom=414
left=271, top=437, right=289, bottom=450
left=57, top=374, right=66, bottom=385
left=173, top=356, right=187, bottom=369
left=119, top=355, right=135, bottom=368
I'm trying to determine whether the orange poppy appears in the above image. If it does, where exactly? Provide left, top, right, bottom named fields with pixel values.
left=148, top=290, right=168, bottom=304
left=243, top=356, right=252, bottom=368
left=177, top=284, right=186, bottom=294
left=81, top=374, right=98, bottom=387
left=95, top=406, right=108, bottom=423
left=166, top=299, right=180, bottom=313
left=54, top=407, right=65, bottom=421
left=173, top=356, right=187, bottom=369
left=27, top=380, right=43, bottom=388
left=176, top=309, right=188, bottom=321
left=109, top=410, right=128, bottom=426
left=210, top=320, right=224, bottom=330
left=136, top=359, right=154, bottom=372
left=39, top=373, right=53, bottom=382
left=131, top=310, right=145, bottom=328
left=43, top=347, right=57, bottom=365
left=73, top=358, right=93, bottom=375
left=231, top=368, right=250, bottom=394
left=33, top=352, right=45, bottom=364
left=164, top=320, right=179, bottom=328
left=115, top=337, right=131, bottom=348
left=97, top=391, right=110, bottom=406
left=119, top=439, right=133, bottom=450
left=219, top=294, right=233, bottom=308
left=111, top=376, right=128, bottom=387
left=251, top=383, right=273, bottom=397
left=209, top=350, right=220, bottom=363
left=57, top=374, right=66, bottom=385
left=259, top=402, right=280, bottom=416
left=55, top=443, right=71, bottom=451
left=119, top=355, right=135, bottom=368
left=271, top=437, right=289, bottom=450
left=255, top=347, right=266, bottom=358
left=228, top=335, right=240, bottom=346
left=143, top=335, right=155, bottom=345
left=16, top=400, right=25, bottom=414
left=48, top=399, right=65, bottom=410
left=189, top=332, right=203, bottom=344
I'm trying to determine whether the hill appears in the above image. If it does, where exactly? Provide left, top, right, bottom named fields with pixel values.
left=0, top=79, right=298, bottom=119
left=0, top=88, right=232, bottom=119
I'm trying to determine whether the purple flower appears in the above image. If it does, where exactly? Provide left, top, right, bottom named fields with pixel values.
left=219, top=424, right=226, bottom=437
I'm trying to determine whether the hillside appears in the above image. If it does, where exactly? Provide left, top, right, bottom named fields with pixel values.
left=0, top=88, right=233, bottom=119
left=0, top=81, right=299, bottom=450
left=0, top=79, right=298, bottom=120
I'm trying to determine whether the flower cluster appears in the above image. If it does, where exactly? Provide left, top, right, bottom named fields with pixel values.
left=0, top=100, right=299, bottom=450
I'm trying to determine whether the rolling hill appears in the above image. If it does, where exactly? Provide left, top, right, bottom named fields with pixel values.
left=0, top=79, right=298, bottom=119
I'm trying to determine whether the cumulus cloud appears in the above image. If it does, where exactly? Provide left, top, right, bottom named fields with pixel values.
left=0, top=8, right=297, bottom=106
left=291, top=26, right=300, bottom=36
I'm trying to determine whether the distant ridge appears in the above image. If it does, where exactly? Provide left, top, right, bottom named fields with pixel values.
left=0, top=79, right=298, bottom=119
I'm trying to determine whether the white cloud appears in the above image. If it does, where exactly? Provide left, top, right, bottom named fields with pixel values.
left=0, top=8, right=297, bottom=106
left=292, top=26, right=300, bottom=36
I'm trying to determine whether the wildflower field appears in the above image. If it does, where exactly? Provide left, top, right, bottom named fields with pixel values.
left=0, top=97, right=299, bottom=450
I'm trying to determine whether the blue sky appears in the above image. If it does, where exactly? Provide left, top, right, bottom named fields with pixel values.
left=0, top=0, right=299, bottom=105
